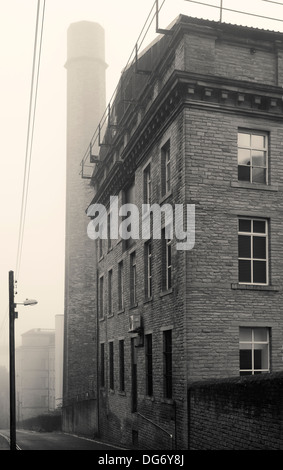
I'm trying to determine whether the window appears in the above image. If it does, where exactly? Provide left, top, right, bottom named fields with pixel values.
left=163, top=330, right=172, bottom=399
left=119, top=340, right=125, bottom=392
left=162, top=227, right=172, bottom=291
left=130, top=251, right=137, bottom=305
left=108, top=269, right=113, bottom=315
left=107, top=212, right=112, bottom=251
left=109, top=341, right=114, bottom=390
left=161, top=141, right=171, bottom=196
left=118, top=261, right=124, bottom=310
left=238, top=218, right=268, bottom=285
left=99, top=276, right=104, bottom=318
left=145, top=334, right=153, bottom=396
left=238, top=130, right=268, bottom=184
left=144, top=164, right=152, bottom=206
left=100, top=343, right=105, bottom=387
left=144, top=240, right=152, bottom=299
left=239, top=327, right=270, bottom=375
left=123, top=182, right=135, bottom=249
left=99, top=224, right=104, bottom=258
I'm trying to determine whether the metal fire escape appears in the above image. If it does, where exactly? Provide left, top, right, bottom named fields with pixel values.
left=80, top=0, right=172, bottom=181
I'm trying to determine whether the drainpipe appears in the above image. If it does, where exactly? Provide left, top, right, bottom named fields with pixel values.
left=96, top=264, right=100, bottom=437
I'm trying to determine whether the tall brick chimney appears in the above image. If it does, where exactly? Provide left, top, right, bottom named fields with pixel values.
left=63, top=21, right=106, bottom=426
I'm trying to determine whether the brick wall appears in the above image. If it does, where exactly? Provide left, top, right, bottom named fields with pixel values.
left=64, top=16, right=283, bottom=449
left=188, top=372, right=283, bottom=450
left=95, top=114, right=188, bottom=450
left=184, top=104, right=283, bottom=382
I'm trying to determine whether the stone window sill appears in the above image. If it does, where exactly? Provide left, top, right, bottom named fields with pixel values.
left=159, top=190, right=173, bottom=204
left=231, top=283, right=279, bottom=292
left=160, top=288, right=173, bottom=297
left=231, top=181, right=278, bottom=191
left=129, top=302, right=138, bottom=310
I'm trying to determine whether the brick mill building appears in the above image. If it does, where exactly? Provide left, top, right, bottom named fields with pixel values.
left=62, top=15, right=283, bottom=450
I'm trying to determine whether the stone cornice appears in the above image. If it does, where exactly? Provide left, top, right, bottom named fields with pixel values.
left=88, top=70, right=283, bottom=208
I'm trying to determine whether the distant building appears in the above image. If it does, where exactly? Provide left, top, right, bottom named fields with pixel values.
left=16, top=329, right=55, bottom=421
left=16, top=318, right=64, bottom=422
left=62, top=13, right=283, bottom=449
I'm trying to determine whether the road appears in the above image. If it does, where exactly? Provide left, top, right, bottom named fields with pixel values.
left=0, top=429, right=127, bottom=451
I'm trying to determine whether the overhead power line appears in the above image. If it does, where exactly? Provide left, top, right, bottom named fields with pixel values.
left=15, top=0, right=46, bottom=281
left=262, top=0, right=283, bottom=5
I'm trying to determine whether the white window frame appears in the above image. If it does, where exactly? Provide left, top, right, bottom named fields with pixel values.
left=107, top=212, right=112, bottom=251
left=144, top=240, right=152, bottom=299
left=238, top=218, right=268, bottom=286
left=130, top=251, right=137, bottom=305
left=99, top=223, right=104, bottom=259
left=144, top=163, right=152, bottom=206
left=161, top=140, right=171, bottom=196
left=118, top=260, right=124, bottom=310
left=108, top=269, right=113, bottom=315
left=165, top=145, right=171, bottom=194
left=238, top=129, right=268, bottom=184
left=99, top=275, right=104, bottom=319
left=162, top=226, right=172, bottom=291
left=239, top=327, right=270, bottom=375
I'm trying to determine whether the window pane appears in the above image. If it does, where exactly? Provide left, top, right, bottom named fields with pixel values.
left=167, top=266, right=172, bottom=289
left=238, top=235, right=251, bottom=258
left=239, top=260, right=251, bottom=283
left=251, top=134, right=265, bottom=149
left=253, top=220, right=266, bottom=234
left=238, top=148, right=251, bottom=165
left=253, top=237, right=266, bottom=259
left=253, top=260, right=266, bottom=284
left=254, top=349, right=262, bottom=370
left=238, top=165, right=250, bottom=181
left=240, top=350, right=252, bottom=369
left=252, top=150, right=266, bottom=167
left=239, top=327, right=252, bottom=342
left=167, top=243, right=171, bottom=266
left=252, top=167, right=266, bottom=184
left=239, top=219, right=251, bottom=232
left=254, top=328, right=267, bottom=342
left=238, top=133, right=250, bottom=147
left=260, top=344, right=269, bottom=369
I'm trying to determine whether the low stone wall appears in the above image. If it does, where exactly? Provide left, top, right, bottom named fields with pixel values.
left=188, top=372, right=283, bottom=450
left=62, top=398, right=98, bottom=437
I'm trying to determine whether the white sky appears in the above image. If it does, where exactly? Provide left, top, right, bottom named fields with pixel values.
left=0, top=0, right=283, bottom=367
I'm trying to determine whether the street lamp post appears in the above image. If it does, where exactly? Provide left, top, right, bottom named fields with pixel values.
left=9, top=271, right=16, bottom=451
left=8, top=270, right=38, bottom=451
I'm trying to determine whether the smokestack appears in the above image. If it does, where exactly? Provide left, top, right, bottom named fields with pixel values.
left=63, top=21, right=106, bottom=416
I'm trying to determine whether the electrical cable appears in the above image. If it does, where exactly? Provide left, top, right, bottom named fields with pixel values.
left=262, top=0, right=283, bottom=5
left=15, top=0, right=46, bottom=281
